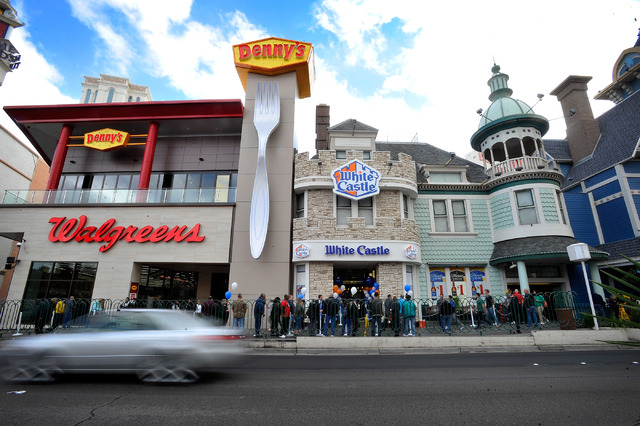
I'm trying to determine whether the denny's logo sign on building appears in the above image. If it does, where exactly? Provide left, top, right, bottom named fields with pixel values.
left=233, top=37, right=315, bottom=98
left=84, top=128, right=130, bottom=151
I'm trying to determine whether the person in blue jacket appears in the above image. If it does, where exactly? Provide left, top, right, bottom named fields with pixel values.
left=254, top=293, right=266, bottom=337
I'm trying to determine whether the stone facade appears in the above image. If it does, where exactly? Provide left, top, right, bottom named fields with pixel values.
left=294, top=147, right=420, bottom=297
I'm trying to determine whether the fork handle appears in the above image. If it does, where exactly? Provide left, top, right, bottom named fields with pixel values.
left=250, top=137, right=269, bottom=259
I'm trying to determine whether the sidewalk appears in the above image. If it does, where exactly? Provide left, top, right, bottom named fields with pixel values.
left=242, top=329, right=640, bottom=355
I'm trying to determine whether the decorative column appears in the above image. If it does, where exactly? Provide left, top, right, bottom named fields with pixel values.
left=589, top=262, right=606, bottom=299
left=46, top=125, right=72, bottom=191
left=138, top=121, right=159, bottom=191
left=516, top=261, right=530, bottom=292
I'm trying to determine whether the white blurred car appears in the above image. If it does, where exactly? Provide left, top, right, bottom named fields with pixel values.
left=0, top=309, right=245, bottom=383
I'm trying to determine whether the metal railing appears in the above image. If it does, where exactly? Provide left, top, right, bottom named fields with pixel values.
left=2, top=187, right=237, bottom=205
left=0, top=292, right=622, bottom=337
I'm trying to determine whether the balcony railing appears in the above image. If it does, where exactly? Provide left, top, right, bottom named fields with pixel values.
left=488, top=156, right=554, bottom=178
left=2, top=187, right=237, bottom=205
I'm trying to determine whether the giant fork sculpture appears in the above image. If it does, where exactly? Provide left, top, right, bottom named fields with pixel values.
left=250, top=81, right=280, bottom=259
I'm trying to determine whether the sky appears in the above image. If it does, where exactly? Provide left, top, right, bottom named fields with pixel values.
left=1, top=0, right=640, bottom=159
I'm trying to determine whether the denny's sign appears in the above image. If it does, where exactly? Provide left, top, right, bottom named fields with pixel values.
left=84, top=128, right=130, bottom=151
left=233, top=37, right=315, bottom=98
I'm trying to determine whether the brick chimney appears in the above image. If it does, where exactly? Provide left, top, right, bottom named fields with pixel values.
left=315, top=104, right=330, bottom=151
left=550, top=76, right=601, bottom=164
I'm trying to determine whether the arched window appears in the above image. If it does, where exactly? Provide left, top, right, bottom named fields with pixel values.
left=83, top=89, right=92, bottom=104
left=136, top=97, right=141, bottom=102
left=106, top=88, right=115, bottom=103
left=128, top=96, right=132, bottom=102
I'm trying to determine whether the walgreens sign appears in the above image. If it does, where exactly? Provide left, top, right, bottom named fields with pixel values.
left=48, top=216, right=205, bottom=252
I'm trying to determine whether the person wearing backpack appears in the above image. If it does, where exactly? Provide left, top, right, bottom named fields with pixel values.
left=402, top=294, right=417, bottom=336
left=280, top=295, right=291, bottom=338
left=440, top=296, right=454, bottom=332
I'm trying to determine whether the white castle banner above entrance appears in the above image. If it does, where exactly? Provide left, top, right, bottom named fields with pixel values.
left=292, top=241, right=422, bottom=264
left=331, top=159, right=380, bottom=200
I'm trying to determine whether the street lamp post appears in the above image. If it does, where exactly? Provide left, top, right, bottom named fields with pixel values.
left=567, top=243, right=599, bottom=331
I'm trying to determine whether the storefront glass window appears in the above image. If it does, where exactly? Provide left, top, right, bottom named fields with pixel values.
left=22, top=262, right=98, bottom=300
left=138, top=265, right=198, bottom=301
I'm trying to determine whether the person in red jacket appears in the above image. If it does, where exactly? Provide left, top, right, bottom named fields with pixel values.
left=280, top=294, right=291, bottom=338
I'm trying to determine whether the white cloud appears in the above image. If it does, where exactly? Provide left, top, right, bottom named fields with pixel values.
left=307, top=0, right=640, bottom=157
left=0, top=28, right=76, bottom=147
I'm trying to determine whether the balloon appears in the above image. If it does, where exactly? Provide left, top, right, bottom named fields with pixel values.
left=337, top=289, right=342, bottom=294
left=224, top=291, right=232, bottom=299
left=374, top=282, right=379, bottom=290
left=301, top=287, right=308, bottom=295
left=408, top=290, right=414, bottom=297
left=341, top=285, right=346, bottom=291
left=351, top=287, right=357, bottom=295
left=297, top=294, right=303, bottom=299
left=333, top=292, right=338, bottom=298
left=404, top=284, right=411, bottom=292
left=333, top=285, right=339, bottom=290
left=231, top=282, right=238, bottom=290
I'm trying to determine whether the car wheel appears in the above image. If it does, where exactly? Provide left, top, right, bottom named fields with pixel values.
left=2, top=356, right=59, bottom=382
left=137, top=356, right=199, bottom=383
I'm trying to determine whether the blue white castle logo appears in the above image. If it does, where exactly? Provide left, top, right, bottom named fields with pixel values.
left=331, top=159, right=380, bottom=200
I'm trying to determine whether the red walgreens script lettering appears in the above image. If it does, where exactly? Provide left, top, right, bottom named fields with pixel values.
left=48, top=216, right=205, bottom=252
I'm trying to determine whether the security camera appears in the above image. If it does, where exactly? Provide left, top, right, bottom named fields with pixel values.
left=16, top=242, right=22, bottom=247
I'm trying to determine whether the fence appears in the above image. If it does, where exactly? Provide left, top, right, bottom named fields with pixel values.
left=0, top=291, right=622, bottom=337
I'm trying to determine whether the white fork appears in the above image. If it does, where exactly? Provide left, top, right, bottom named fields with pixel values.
left=250, top=81, right=280, bottom=259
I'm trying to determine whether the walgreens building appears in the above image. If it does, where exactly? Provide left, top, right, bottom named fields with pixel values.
left=0, top=37, right=315, bottom=303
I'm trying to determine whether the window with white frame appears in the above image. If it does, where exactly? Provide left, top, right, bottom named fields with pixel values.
left=295, top=192, right=305, bottom=218
left=405, top=265, right=414, bottom=289
left=403, top=194, right=409, bottom=219
left=516, top=189, right=538, bottom=225
left=336, top=195, right=375, bottom=226
left=336, top=195, right=351, bottom=225
left=432, top=199, right=469, bottom=232
left=429, top=172, right=463, bottom=183
left=556, top=190, right=566, bottom=224
left=358, top=197, right=374, bottom=225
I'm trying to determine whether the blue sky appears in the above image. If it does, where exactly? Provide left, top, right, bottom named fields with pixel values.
left=2, top=0, right=640, bottom=158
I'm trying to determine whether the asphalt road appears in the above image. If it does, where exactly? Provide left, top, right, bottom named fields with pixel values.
left=0, top=350, right=638, bottom=425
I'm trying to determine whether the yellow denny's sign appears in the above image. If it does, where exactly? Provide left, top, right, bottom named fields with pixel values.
left=83, top=128, right=130, bottom=151
left=233, top=37, right=315, bottom=98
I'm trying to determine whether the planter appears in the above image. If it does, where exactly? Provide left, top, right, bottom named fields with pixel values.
left=555, top=308, right=576, bottom=330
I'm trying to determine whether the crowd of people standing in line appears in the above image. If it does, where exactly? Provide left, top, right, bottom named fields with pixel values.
left=250, top=291, right=420, bottom=338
